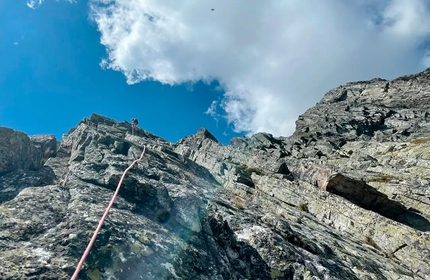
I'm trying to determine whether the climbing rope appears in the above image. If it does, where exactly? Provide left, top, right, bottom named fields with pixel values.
left=70, top=145, right=146, bottom=280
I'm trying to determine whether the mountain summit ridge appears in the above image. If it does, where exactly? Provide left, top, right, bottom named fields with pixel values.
left=1, top=68, right=430, bottom=279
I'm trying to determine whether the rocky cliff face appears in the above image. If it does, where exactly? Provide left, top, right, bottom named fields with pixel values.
left=1, top=69, right=430, bottom=280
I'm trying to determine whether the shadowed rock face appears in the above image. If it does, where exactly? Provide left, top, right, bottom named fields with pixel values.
left=1, top=68, right=430, bottom=280
left=0, top=128, right=56, bottom=174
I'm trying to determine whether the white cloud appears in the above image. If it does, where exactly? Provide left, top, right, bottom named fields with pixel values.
left=205, top=100, right=219, bottom=118
left=382, top=0, right=430, bottom=39
left=26, top=0, right=44, bottom=9
left=26, top=0, right=76, bottom=9
left=90, top=0, right=430, bottom=137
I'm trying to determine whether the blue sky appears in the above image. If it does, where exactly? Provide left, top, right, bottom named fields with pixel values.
left=0, top=0, right=241, bottom=144
left=1, top=0, right=430, bottom=145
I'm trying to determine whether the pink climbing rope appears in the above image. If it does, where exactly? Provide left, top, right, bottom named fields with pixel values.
left=70, top=145, right=146, bottom=280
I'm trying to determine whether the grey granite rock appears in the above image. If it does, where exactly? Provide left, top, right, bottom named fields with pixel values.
left=1, top=68, right=430, bottom=280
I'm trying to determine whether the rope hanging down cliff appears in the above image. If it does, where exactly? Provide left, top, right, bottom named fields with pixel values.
left=70, top=145, right=147, bottom=280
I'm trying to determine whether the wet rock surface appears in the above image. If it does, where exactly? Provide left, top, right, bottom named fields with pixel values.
left=1, top=68, right=430, bottom=280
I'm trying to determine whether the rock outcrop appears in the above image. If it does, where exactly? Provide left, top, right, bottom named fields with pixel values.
left=1, top=68, right=430, bottom=279
left=0, top=128, right=56, bottom=174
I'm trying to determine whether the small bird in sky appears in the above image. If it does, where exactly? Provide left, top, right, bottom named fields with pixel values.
left=211, top=8, right=214, bottom=11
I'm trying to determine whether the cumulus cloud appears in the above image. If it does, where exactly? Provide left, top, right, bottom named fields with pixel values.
left=90, top=0, right=430, bottom=137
